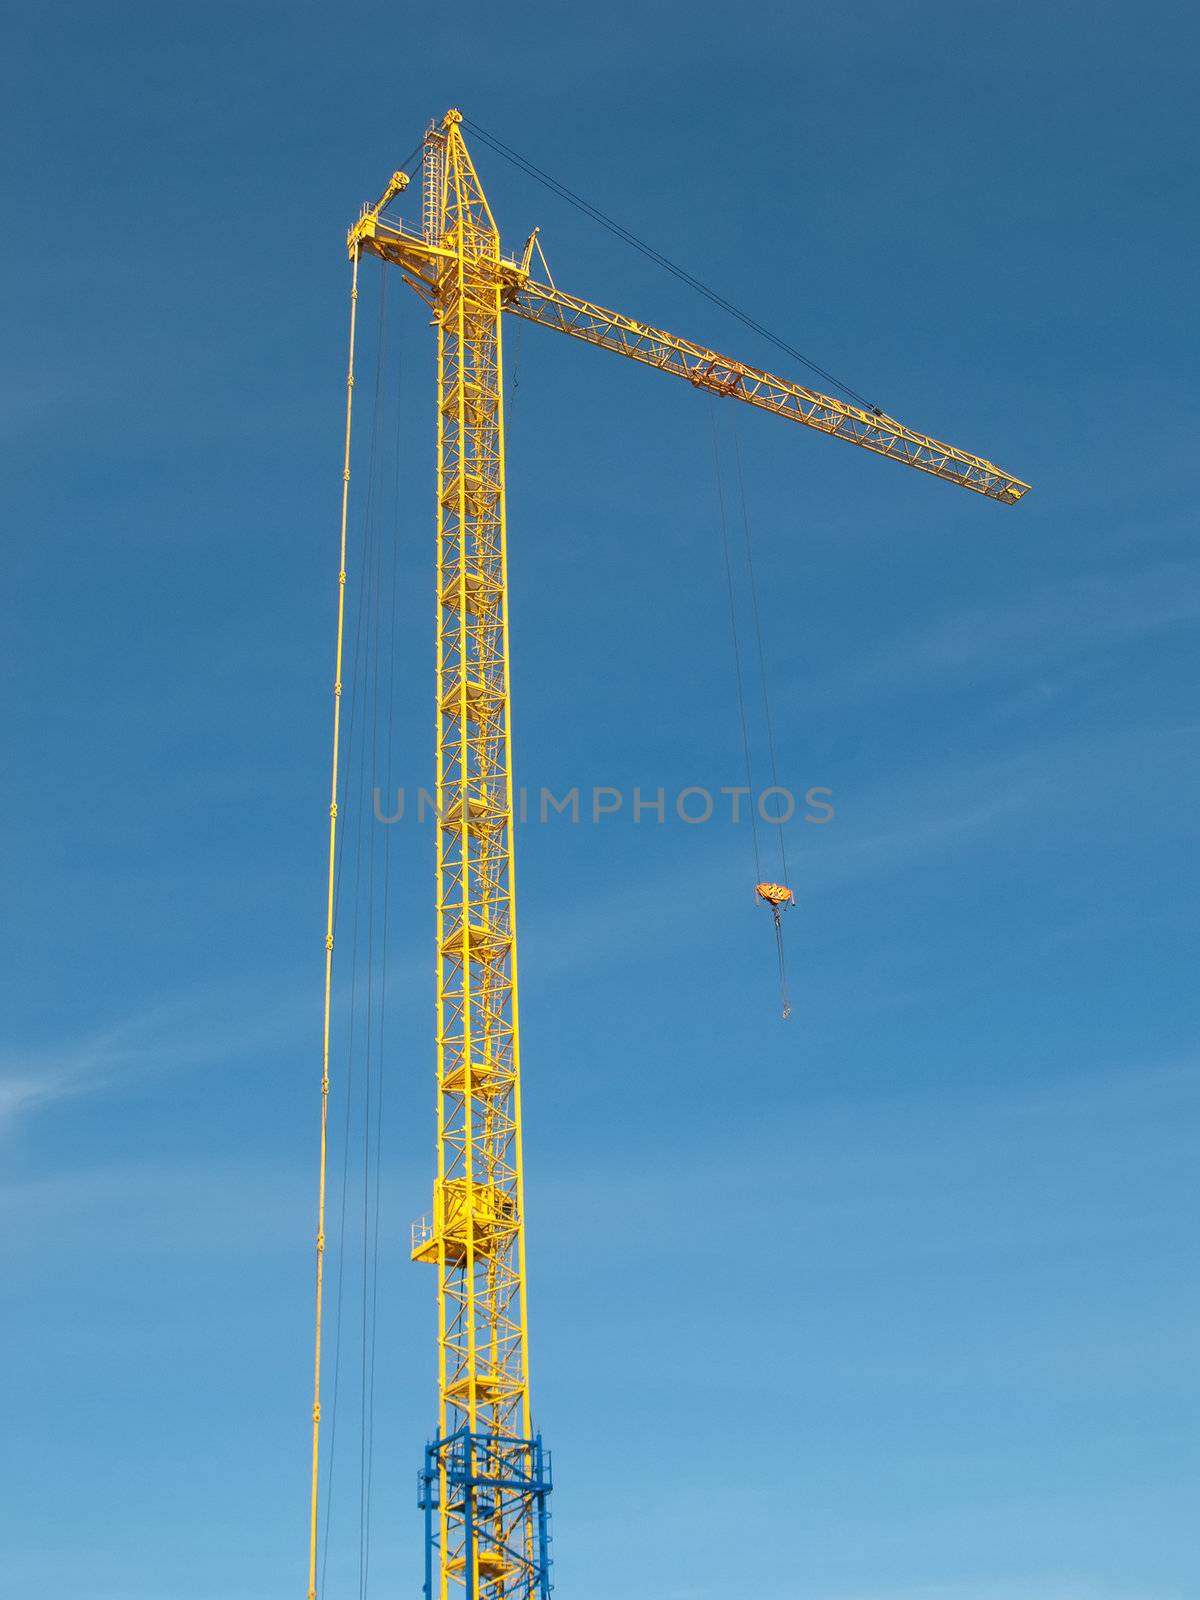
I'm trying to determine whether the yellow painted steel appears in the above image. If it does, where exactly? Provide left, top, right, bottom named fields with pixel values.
left=505, top=282, right=1031, bottom=505
left=426, top=113, right=534, bottom=1599
left=327, top=108, right=1029, bottom=1600
left=307, top=246, right=361, bottom=1600
left=351, top=165, right=1030, bottom=509
left=352, top=112, right=536, bottom=1600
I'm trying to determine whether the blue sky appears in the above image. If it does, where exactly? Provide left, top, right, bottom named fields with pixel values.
left=3, top=3, right=1198, bottom=1598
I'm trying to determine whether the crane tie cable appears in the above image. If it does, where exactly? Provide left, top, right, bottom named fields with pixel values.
left=374, top=137, right=427, bottom=222
left=463, top=117, right=882, bottom=415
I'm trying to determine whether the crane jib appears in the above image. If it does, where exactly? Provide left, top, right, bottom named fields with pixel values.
left=349, top=212, right=1029, bottom=506
left=502, top=279, right=1030, bottom=506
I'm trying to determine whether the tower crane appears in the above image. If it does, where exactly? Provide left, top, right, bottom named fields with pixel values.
left=307, top=108, right=1030, bottom=1600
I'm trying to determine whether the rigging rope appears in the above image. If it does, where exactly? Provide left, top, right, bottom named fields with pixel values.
left=376, top=137, right=427, bottom=226
left=463, top=116, right=881, bottom=414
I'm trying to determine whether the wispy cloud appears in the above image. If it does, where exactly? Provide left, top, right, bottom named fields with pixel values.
left=845, top=558, right=1200, bottom=698
left=821, top=1582, right=1195, bottom=1600
left=0, top=939, right=430, bottom=1136
left=0, top=983, right=307, bottom=1132
left=0, top=1012, right=167, bottom=1128
left=533, top=1053, right=1200, bottom=1263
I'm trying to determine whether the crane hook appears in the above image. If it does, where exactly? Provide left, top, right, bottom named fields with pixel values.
left=755, top=882, right=795, bottom=1019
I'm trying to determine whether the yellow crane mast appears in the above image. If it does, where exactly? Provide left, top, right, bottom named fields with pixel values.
left=308, top=108, right=1029, bottom=1600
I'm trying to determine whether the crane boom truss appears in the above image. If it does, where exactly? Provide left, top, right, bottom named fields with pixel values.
left=504, top=280, right=1030, bottom=504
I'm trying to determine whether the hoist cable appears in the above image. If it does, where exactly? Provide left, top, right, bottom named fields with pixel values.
left=710, top=401, right=761, bottom=883
left=398, top=138, right=426, bottom=179
left=376, top=137, right=427, bottom=225
left=773, top=908, right=793, bottom=1021
left=712, top=407, right=795, bottom=1018
left=308, top=243, right=362, bottom=1600
left=463, top=116, right=881, bottom=414
left=733, top=431, right=790, bottom=890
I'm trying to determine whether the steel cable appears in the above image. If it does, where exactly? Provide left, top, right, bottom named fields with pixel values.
left=733, top=430, right=790, bottom=890
left=362, top=313, right=403, bottom=1598
left=463, top=116, right=880, bottom=414
left=710, top=400, right=762, bottom=883
left=320, top=258, right=391, bottom=1597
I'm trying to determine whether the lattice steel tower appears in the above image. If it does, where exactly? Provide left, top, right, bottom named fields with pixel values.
left=376, top=114, right=546, bottom=1600
left=410, top=112, right=547, bottom=1600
